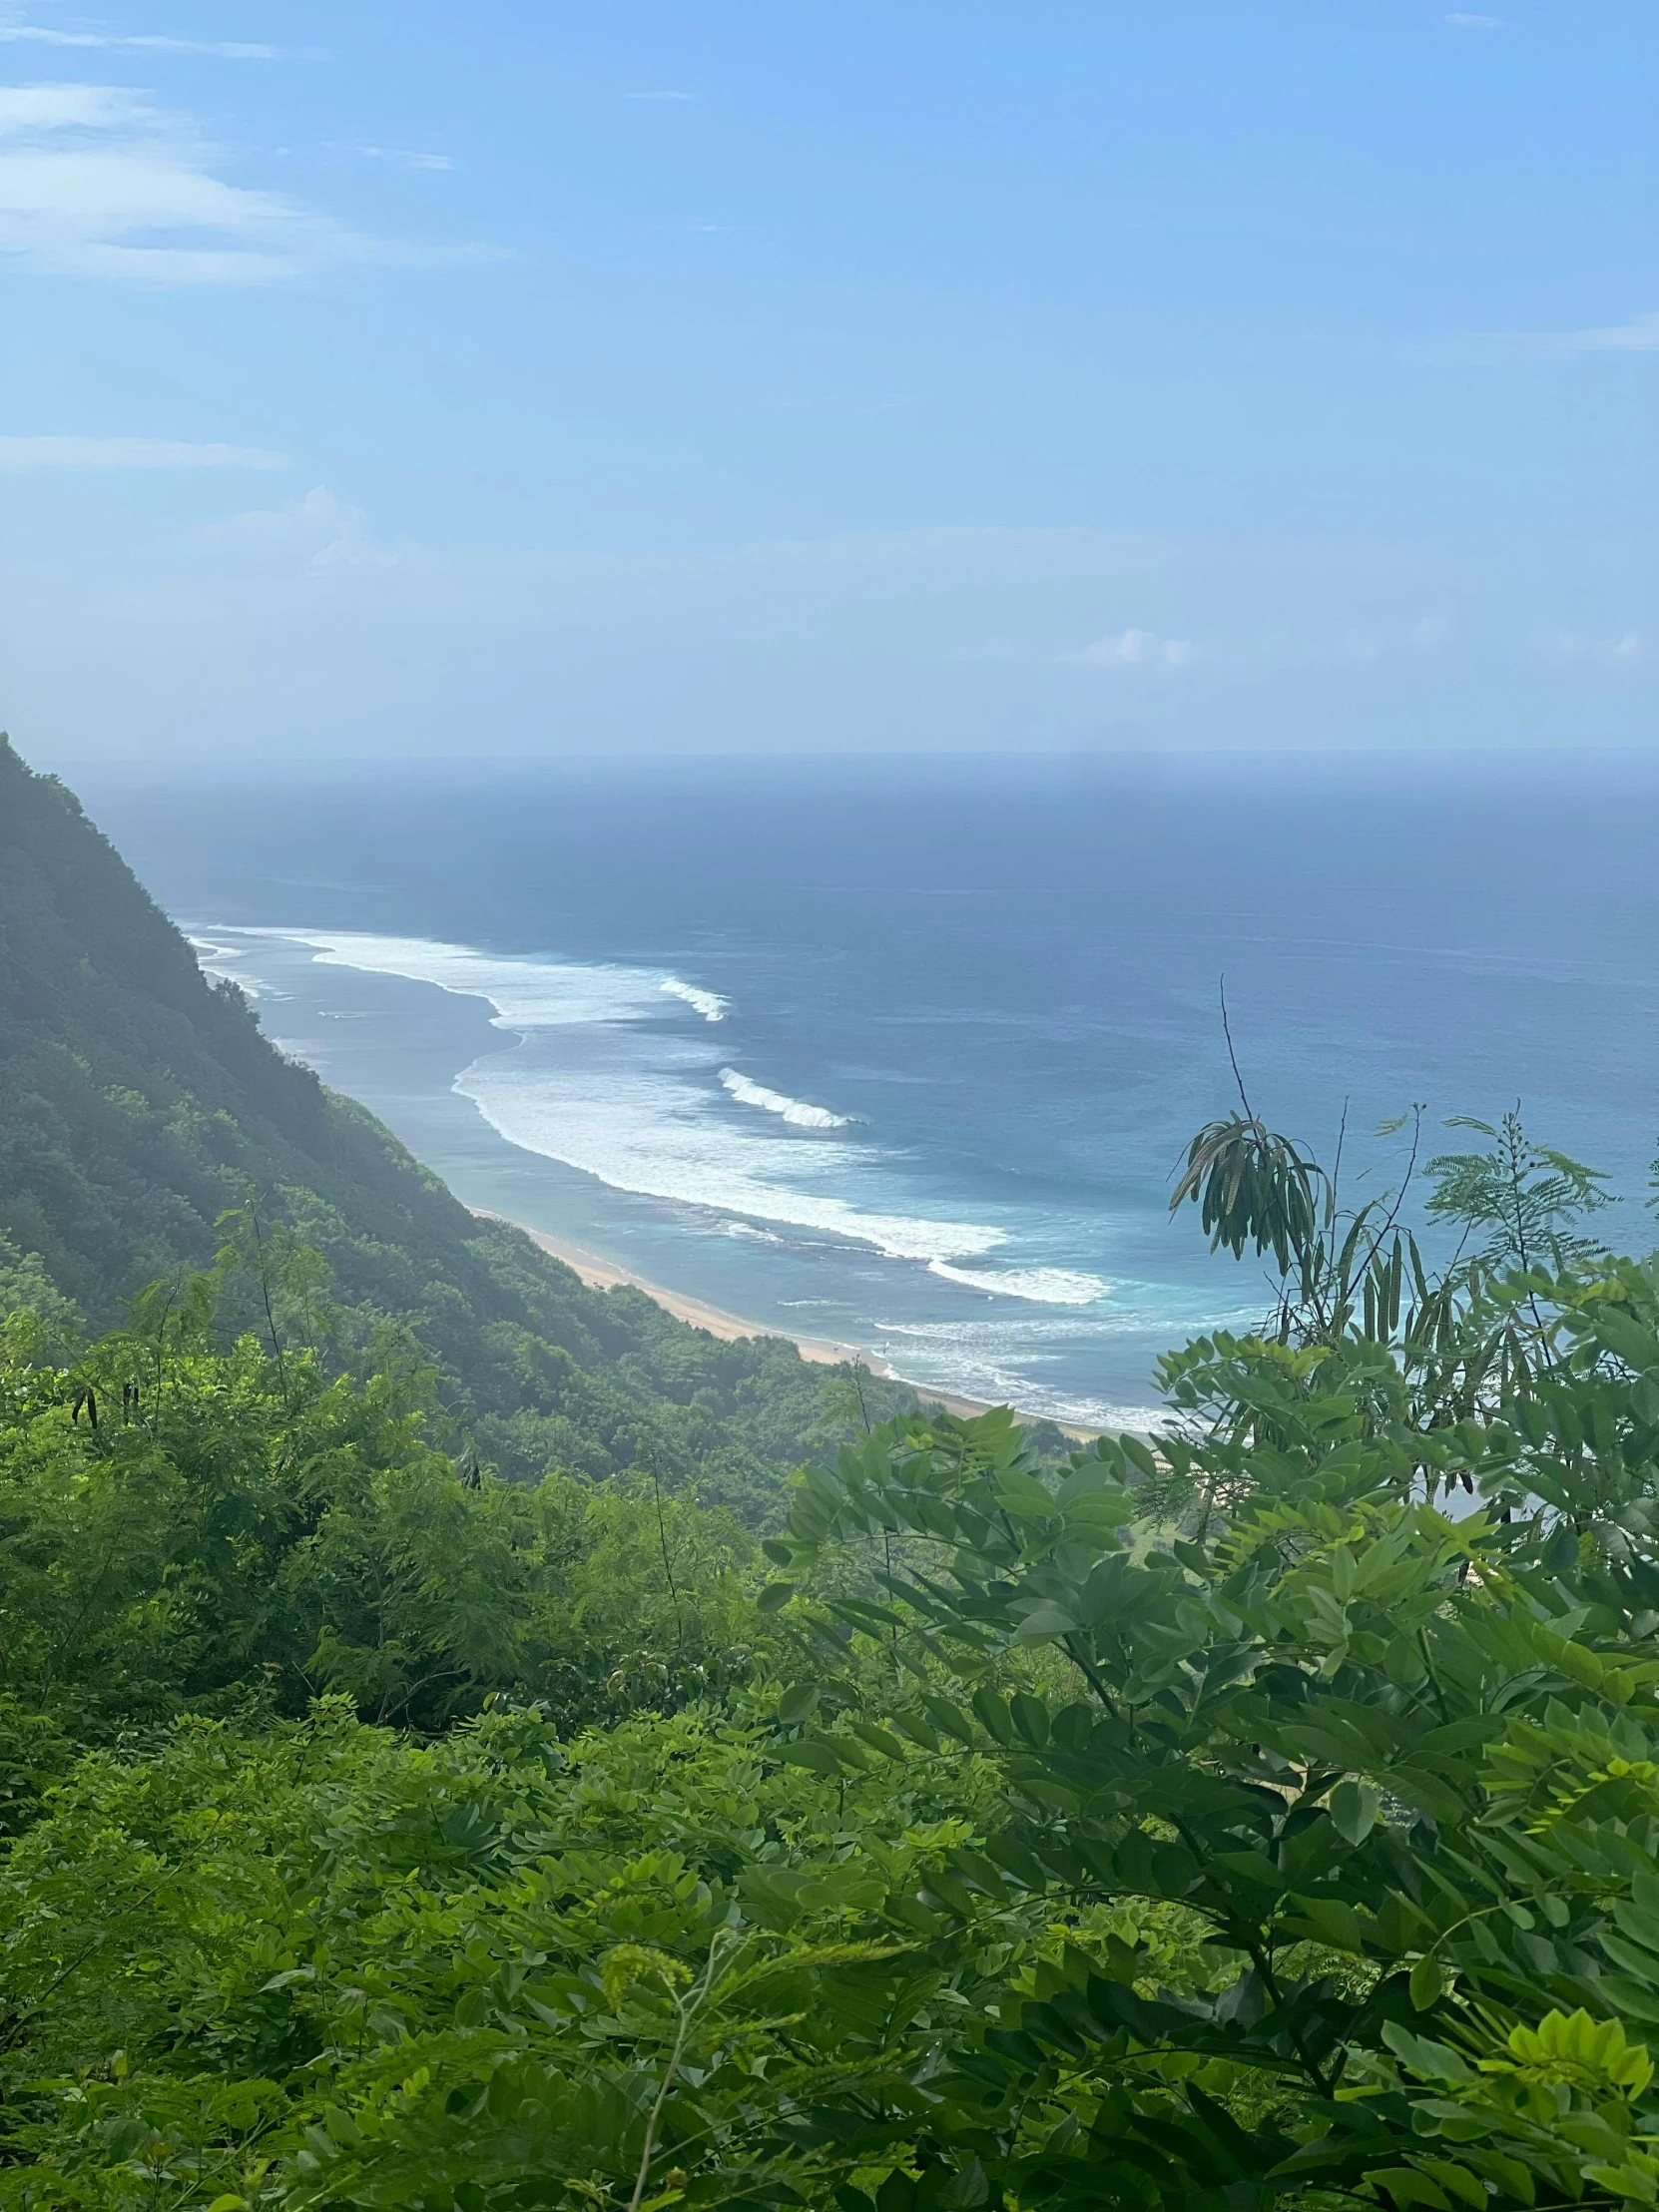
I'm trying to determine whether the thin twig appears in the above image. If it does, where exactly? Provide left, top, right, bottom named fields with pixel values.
left=1330, top=1097, right=1350, bottom=1229
left=247, top=1198, right=289, bottom=1398
left=849, top=1356, right=871, bottom=1435
left=1356, top=1102, right=1423, bottom=1288
left=1219, top=977, right=1255, bottom=1120
left=627, top=1935, right=743, bottom=2212
left=650, top=1461, right=685, bottom=1651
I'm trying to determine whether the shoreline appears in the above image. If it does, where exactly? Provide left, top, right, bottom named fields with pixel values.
left=471, top=1209, right=1104, bottom=1438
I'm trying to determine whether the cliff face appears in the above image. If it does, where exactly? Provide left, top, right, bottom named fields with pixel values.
left=0, top=735, right=341, bottom=1309
left=0, top=738, right=834, bottom=1512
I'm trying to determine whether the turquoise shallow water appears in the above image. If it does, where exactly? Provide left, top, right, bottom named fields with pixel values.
left=71, top=751, right=1659, bottom=1424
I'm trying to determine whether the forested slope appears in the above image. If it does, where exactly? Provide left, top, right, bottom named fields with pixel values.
left=0, top=735, right=869, bottom=1514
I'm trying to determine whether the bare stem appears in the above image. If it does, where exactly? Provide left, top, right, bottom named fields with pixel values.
left=1219, top=976, right=1255, bottom=1121
left=650, top=1461, right=685, bottom=1652
left=628, top=1934, right=742, bottom=2212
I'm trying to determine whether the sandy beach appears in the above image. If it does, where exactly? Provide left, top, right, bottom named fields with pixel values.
left=472, top=1209, right=1101, bottom=1435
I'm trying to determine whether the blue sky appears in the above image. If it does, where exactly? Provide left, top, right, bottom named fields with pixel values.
left=0, top=0, right=1652, bottom=759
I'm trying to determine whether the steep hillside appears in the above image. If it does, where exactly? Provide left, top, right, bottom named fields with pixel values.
left=0, top=736, right=865, bottom=1513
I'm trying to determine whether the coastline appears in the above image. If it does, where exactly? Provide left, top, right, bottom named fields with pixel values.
left=471, top=1209, right=1104, bottom=1437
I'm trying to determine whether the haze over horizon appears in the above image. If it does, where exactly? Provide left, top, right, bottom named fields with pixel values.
left=1, top=1, right=1652, bottom=763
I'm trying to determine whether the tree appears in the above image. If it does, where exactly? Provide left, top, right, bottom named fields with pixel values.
left=756, top=1093, right=1659, bottom=2212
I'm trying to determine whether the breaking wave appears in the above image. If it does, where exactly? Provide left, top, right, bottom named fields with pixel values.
left=720, top=1068, right=852, bottom=1129
left=927, top=1261, right=1110, bottom=1307
left=241, top=929, right=727, bottom=1032
left=662, top=977, right=728, bottom=1022
left=457, top=1058, right=1003, bottom=1265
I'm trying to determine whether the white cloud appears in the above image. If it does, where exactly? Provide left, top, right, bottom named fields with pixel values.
left=0, top=434, right=285, bottom=468
left=1503, top=310, right=1659, bottom=358
left=0, top=82, right=143, bottom=131
left=1077, top=625, right=1195, bottom=668
left=303, top=487, right=402, bottom=569
left=0, top=81, right=343, bottom=279
left=1445, top=12, right=1503, bottom=26
left=7, top=523, right=1651, bottom=760
left=356, top=145, right=454, bottom=172
left=0, top=79, right=486, bottom=282
left=0, top=24, right=285, bottom=57
left=1533, top=629, right=1641, bottom=664
left=1062, top=609, right=1459, bottom=676
left=228, top=484, right=407, bottom=570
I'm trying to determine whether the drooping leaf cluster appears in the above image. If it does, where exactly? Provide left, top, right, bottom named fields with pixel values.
left=1171, top=1112, right=1327, bottom=1277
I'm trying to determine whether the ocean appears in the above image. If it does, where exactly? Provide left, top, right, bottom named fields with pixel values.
left=66, top=750, right=1659, bottom=1427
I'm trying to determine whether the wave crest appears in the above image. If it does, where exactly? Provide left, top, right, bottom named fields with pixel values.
left=927, top=1261, right=1109, bottom=1307
left=242, top=929, right=730, bottom=1031
left=720, top=1067, right=851, bottom=1129
left=662, top=977, right=728, bottom=1022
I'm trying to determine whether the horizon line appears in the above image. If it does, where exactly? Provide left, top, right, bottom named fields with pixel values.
left=26, top=740, right=1659, bottom=772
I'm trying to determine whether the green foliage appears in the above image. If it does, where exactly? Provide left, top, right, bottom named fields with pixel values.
left=0, top=1691, right=1025, bottom=2209
left=0, top=735, right=917, bottom=1521
left=0, top=1267, right=761, bottom=1755
left=764, top=1265, right=1659, bottom=2210
left=1171, top=1111, right=1327, bottom=1275
left=1163, top=1095, right=1623, bottom=1449
left=741, top=1099, right=1659, bottom=2210
left=22, top=1251, right=1659, bottom=2209
left=1427, top=1107, right=1615, bottom=1273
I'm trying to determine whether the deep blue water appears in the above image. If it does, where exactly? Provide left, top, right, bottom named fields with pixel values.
left=65, top=751, right=1659, bottom=1424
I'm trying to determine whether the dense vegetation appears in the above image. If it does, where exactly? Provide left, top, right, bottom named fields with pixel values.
left=0, top=1229, right=763, bottom=1759
left=0, top=735, right=928, bottom=1522
left=7, top=746, right=1659, bottom=2209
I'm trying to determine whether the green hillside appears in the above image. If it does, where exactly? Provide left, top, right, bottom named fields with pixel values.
left=0, top=734, right=877, bottom=1517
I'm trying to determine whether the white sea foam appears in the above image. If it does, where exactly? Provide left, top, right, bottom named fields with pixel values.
left=242, top=929, right=692, bottom=1030
left=891, top=1376, right=1168, bottom=1435
left=200, top=922, right=1274, bottom=1429
left=457, top=1057, right=1003, bottom=1265
left=222, top=928, right=1010, bottom=1271
left=190, top=935, right=276, bottom=996
left=927, top=1261, right=1109, bottom=1307
left=877, top=1343, right=1164, bottom=1432
left=720, top=1067, right=851, bottom=1130
left=662, top=977, right=728, bottom=1022
left=214, top=928, right=1132, bottom=1303
left=861, top=1318, right=1167, bottom=1430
